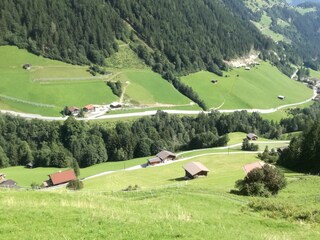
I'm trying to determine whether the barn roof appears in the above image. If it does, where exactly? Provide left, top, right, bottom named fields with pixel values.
left=0, top=179, right=17, bottom=188
left=183, top=162, right=209, bottom=176
left=48, top=169, right=76, bottom=186
left=243, top=162, right=264, bottom=174
left=156, top=150, right=176, bottom=160
left=68, top=106, right=80, bottom=112
left=247, top=133, right=257, bottom=139
left=148, top=157, right=162, bottom=164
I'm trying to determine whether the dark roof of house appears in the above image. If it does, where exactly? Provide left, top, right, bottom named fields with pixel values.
left=247, top=133, right=258, bottom=139
left=156, top=150, right=176, bottom=160
left=26, top=162, right=33, bottom=167
left=68, top=106, right=80, bottom=112
left=183, top=162, right=209, bottom=176
left=48, top=169, right=76, bottom=186
left=0, top=179, right=17, bottom=188
left=243, top=162, right=263, bottom=174
left=148, top=157, right=162, bottom=164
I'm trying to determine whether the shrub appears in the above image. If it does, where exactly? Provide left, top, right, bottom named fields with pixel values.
left=235, top=165, right=286, bottom=197
left=258, top=146, right=279, bottom=164
left=242, top=138, right=259, bottom=151
left=66, top=179, right=83, bottom=191
left=30, top=182, right=41, bottom=190
left=123, top=184, right=140, bottom=191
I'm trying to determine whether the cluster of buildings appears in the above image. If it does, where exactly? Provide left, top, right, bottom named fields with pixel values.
left=66, top=102, right=122, bottom=116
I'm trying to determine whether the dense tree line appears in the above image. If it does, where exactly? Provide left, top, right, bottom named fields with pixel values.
left=1, top=103, right=320, bottom=169
left=0, top=108, right=302, bottom=169
left=0, top=0, right=128, bottom=65
left=265, top=3, right=320, bottom=69
left=279, top=121, right=320, bottom=174
left=280, top=102, right=320, bottom=132
left=109, top=0, right=271, bottom=75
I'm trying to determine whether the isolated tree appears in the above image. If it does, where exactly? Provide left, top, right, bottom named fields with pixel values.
left=71, top=159, right=80, bottom=177
left=242, top=139, right=259, bottom=151
left=66, top=179, right=83, bottom=190
left=235, top=165, right=287, bottom=197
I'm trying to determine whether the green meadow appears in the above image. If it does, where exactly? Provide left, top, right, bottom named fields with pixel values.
left=0, top=46, right=117, bottom=116
left=310, top=69, right=320, bottom=79
left=112, top=70, right=191, bottom=106
left=105, top=43, right=192, bottom=106
left=0, top=45, right=193, bottom=116
left=252, top=13, right=287, bottom=42
left=182, top=62, right=313, bottom=110
left=1, top=151, right=320, bottom=239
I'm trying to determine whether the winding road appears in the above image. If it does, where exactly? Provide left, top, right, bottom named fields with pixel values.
left=0, top=88, right=317, bottom=121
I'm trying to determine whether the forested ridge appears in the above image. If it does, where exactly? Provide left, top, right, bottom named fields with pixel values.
left=0, top=0, right=128, bottom=65
left=265, top=3, right=320, bottom=69
left=0, top=0, right=270, bottom=70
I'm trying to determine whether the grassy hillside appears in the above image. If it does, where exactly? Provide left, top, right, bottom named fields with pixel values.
left=1, top=151, right=320, bottom=239
left=182, top=62, right=313, bottom=110
left=0, top=45, right=194, bottom=116
left=252, top=13, right=287, bottom=42
left=0, top=46, right=117, bottom=116
left=105, top=44, right=192, bottom=106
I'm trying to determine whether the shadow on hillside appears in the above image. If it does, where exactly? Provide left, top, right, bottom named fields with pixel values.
left=140, top=163, right=148, bottom=168
left=229, top=189, right=241, bottom=196
left=168, top=177, right=189, bottom=182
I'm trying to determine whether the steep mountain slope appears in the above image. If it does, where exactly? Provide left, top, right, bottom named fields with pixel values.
left=247, top=0, right=320, bottom=70
left=0, top=0, right=270, bottom=72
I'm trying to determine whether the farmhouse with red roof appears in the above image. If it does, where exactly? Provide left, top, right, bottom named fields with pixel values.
left=44, top=169, right=77, bottom=187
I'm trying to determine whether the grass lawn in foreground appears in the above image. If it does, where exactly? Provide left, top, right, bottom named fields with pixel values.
left=1, top=151, right=320, bottom=239
left=182, top=61, right=313, bottom=110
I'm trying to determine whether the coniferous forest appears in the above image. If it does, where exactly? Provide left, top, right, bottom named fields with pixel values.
left=0, top=0, right=270, bottom=71
left=1, top=103, right=320, bottom=169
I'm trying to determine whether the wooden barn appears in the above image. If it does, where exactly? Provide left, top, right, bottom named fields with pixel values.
left=0, top=179, right=17, bottom=188
left=68, top=106, right=80, bottom=116
left=147, top=150, right=177, bottom=166
left=246, top=133, right=258, bottom=141
left=147, top=157, right=162, bottom=166
left=183, top=162, right=209, bottom=179
left=44, top=169, right=77, bottom=187
left=23, top=64, right=31, bottom=70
